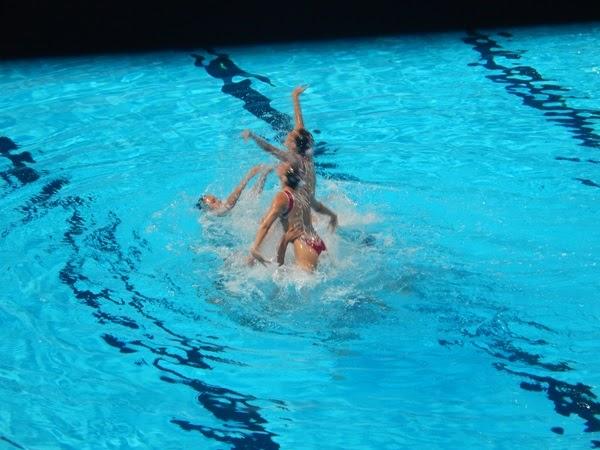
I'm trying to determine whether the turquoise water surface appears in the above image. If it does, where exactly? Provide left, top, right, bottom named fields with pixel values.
left=1, top=23, right=599, bottom=449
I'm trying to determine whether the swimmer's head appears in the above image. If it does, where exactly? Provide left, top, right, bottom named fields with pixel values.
left=196, top=194, right=222, bottom=211
left=285, top=128, right=314, bottom=156
left=277, top=161, right=302, bottom=189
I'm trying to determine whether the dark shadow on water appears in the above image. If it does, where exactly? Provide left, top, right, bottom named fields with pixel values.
left=191, top=50, right=360, bottom=182
left=462, top=30, right=600, bottom=189
left=191, top=51, right=291, bottom=141
left=0, top=436, right=26, bottom=450
left=496, top=363, right=600, bottom=434
left=435, top=293, right=599, bottom=446
left=0, top=136, right=39, bottom=189
left=52, top=200, right=283, bottom=448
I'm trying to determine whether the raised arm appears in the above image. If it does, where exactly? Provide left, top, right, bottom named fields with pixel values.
left=292, top=85, right=308, bottom=129
left=311, top=197, right=338, bottom=231
left=221, top=165, right=262, bottom=212
left=242, top=130, right=289, bottom=162
left=250, top=192, right=287, bottom=265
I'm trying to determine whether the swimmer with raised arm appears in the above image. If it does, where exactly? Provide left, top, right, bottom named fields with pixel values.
left=197, top=164, right=272, bottom=216
left=250, top=161, right=337, bottom=271
left=242, top=85, right=318, bottom=199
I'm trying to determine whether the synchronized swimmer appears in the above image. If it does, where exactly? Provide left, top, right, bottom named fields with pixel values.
left=249, top=160, right=336, bottom=271
left=198, top=85, right=338, bottom=272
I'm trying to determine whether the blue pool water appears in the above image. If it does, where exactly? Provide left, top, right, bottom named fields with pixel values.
left=1, top=23, right=599, bottom=449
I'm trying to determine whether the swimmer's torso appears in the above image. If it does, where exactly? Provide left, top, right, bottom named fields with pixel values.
left=283, top=188, right=317, bottom=238
left=298, top=156, right=316, bottom=199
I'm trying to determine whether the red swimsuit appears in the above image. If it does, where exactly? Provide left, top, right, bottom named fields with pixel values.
left=282, top=190, right=327, bottom=256
left=282, top=190, right=294, bottom=218
left=302, top=235, right=327, bottom=255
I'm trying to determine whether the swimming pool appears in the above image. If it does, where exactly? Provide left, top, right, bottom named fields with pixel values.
left=1, top=22, right=599, bottom=449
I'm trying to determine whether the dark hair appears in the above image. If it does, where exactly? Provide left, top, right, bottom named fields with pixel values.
left=294, top=128, right=313, bottom=154
left=284, top=163, right=302, bottom=189
left=195, top=196, right=205, bottom=210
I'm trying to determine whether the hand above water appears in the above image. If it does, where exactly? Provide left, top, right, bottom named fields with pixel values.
left=241, top=129, right=252, bottom=141
left=292, top=85, right=309, bottom=97
left=249, top=248, right=270, bottom=266
left=283, top=225, right=303, bottom=243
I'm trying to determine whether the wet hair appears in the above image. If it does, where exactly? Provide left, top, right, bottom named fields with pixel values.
left=283, top=163, right=302, bottom=189
left=294, top=128, right=313, bottom=155
left=195, top=196, right=205, bottom=210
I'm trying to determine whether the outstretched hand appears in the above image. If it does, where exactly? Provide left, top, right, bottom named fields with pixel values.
left=241, top=129, right=252, bottom=141
left=283, top=225, right=303, bottom=243
left=249, top=248, right=270, bottom=266
left=292, top=85, right=309, bottom=97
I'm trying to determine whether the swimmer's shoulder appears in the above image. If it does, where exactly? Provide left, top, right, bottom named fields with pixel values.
left=273, top=190, right=290, bottom=205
